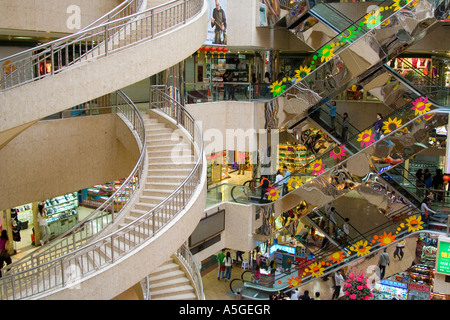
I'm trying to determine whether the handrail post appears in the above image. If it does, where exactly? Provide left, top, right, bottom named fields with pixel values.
left=61, top=259, right=65, bottom=287
left=104, top=25, right=109, bottom=56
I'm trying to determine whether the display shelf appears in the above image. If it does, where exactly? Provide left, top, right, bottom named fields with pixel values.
left=44, top=192, right=78, bottom=218
left=85, top=180, right=133, bottom=210
left=13, top=203, right=33, bottom=224
left=278, top=144, right=311, bottom=172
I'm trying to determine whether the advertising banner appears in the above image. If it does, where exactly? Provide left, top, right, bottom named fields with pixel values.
left=206, top=0, right=228, bottom=46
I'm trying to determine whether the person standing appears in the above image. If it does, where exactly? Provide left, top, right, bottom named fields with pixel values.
left=314, top=292, right=321, bottom=300
left=329, top=207, right=337, bottom=237
left=421, top=194, right=436, bottom=229
left=415, top=169, right=424, bottom=198
left=342, top=217, right=350, bottom=244
left=0, top=230, right=12, bottom=277
left=217, top=249, right=226, bottom=280
left=328, top=101, right=337, bottom=132
left=282, top=165, right=291, bottom=195
left=373, top=113, right=383, bottom=141
left=341, top=112, right=349, bottom=142
left=275, top=170, right=284, bottom=195
left=223, top=251, right=233, bottom=281
left=378, top=248, right=390, bottom=280
left=290, top=288, right=300, bottom=300
left=38, top=203, right=51, bottom=246
left=332, top=270, right=344, bottom=300
left=259, top=176, right=271, bottom=203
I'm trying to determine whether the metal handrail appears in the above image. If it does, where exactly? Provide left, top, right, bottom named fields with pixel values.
left=0, top=0, right=203, bottom=91
left=2, top=91, right=147, bottom=275
left=175, top=243, right=205, bottom=300
left=0, top=85, right=205, bottom=299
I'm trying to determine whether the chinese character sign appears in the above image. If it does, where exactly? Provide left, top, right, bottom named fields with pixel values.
left=436, top=239, right=450, bottom=275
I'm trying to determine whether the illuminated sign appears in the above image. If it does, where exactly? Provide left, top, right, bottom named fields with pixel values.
left=436, top=238, right=450, bottom=275
left=269, top=244, right=296, bottom=255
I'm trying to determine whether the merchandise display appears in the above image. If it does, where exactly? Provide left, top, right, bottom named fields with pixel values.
left=13, top=203, right=32, bottom=229
left=44, top=192, right=79, bottom=238
left=84, top=180, right=133, bottom=211
left=278, top=143, right=310, bottom=173
left=373, top=279, right=408, bottom=300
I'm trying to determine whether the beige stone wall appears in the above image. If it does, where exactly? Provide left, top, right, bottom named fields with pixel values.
left=0, top=1, right=208, bottom=133
left=0, top=0, right=123, bottom=33
left=0, top=114, right=140, bottom=210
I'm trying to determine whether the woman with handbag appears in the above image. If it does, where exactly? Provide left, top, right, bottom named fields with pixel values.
left=0, top=230, right=12, bottom=277
left=223, top=251, right=233, bottom=281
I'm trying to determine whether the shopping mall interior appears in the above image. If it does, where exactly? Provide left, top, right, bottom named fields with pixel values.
left=1, top=0, right=450, bottom=302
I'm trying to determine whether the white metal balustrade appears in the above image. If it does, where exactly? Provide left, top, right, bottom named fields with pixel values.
left=0, top=0, right=203, bottom=92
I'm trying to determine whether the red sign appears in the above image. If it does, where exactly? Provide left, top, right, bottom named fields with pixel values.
left=408, top=283, right=430, bottom=293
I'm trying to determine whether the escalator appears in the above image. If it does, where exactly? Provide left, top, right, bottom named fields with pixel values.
left=228, top=0, right=450, bottom=299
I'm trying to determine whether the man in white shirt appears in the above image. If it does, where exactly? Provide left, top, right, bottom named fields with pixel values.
left=332, top=270, right=344, bottom=300
left=290, top=288, right=300, bottom=300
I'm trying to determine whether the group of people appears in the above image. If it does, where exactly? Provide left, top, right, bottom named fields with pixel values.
left=269, top=289, right=321, bottom=300
left=325, top=101, right=349, bottom=142
left=415, top=168, right=445, bottom=200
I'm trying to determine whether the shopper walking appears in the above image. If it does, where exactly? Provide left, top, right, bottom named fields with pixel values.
left=394, top=240, right=405, bottom=260
left=0, top=230, right=12, bottom=277
left=332, top=270, right=344, bottom=300
left=217, top=249, right=226, bottom=280
left=38, top=203, right=51, bottom=246
left=223, top=251, right=233, bottom=281
left=378, top=248, right=390, bottom=280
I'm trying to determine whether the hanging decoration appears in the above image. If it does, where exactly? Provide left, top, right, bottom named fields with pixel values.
left=329, top=145, right=347, bottom=160
left=265, top=186, right=281, bottom=201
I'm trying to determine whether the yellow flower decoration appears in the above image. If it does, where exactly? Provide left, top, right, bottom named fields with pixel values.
left=411, top=96, right=432, bottom=116
left=287, top=275, right=302, bottom=288
left=305, top=261, right=325, bottom=278
left=373, top=232, right=396, bottom=246
left=329, top=251, right=346, bottom=264
left=265, top=186, right=281, bottom=201
left=382, top=117, right=402, bottom=134
left=357, top=129, right=375, bottom=148
left=287, top=176, right=302, bottom=191
left=350, top=240, right=372, bottom=257
left=294, top=66, right=311, bottom=81
left=405, top=215, right=424, bottom=232
left=270, top=80, right=286, bottom=97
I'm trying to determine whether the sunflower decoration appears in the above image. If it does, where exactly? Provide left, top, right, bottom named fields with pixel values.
left=294, top=66, right=311, bottom=82
left=404, top=215, right=424, bottom=232
left=304, top=261, right=325, bottom=278
left=363, top=10, right=382, bottom=29
left=391, top=0, right=416, bottom=11
left=330, top=145, right=347, bottom=160
left=265, top=186, right=281, bottom=201
left=286, top=275, right=302, bottom=288
left=357, top=129, right=375, bottom=148
left=382, top=117, right=403, bottom=134
left=349, top=240, right=372, bottom=257
left=310, top=159, right=325, bottom=176
left=287, top=176, right=302, bottom=191
left=373, top=232, right=396, bottom=246
left=411, top=96, right=432, bottom=116
left=317, top=43, right=335, bottom=63
left=339, top=26, right=359, bottom=44
left=270, top=80, right=286, bottom=97
left=329, top=250, right=346, bottom=264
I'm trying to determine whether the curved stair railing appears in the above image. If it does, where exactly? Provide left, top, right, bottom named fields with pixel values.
left=0, top=86, right=204, bottom=300
left=2, top=91, right=147, bottom=275
left=1, top=0, right=205, bottom=276
left=0, top=0, right=204, bottom=92
left=175, top=243, right=205, bottom=300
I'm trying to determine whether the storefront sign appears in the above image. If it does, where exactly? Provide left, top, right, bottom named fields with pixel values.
left=436, top=238, right=450, bottom=275
left=269, top=244, right=296, bottom=255
left=408, top=283, right=431, bottom=300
